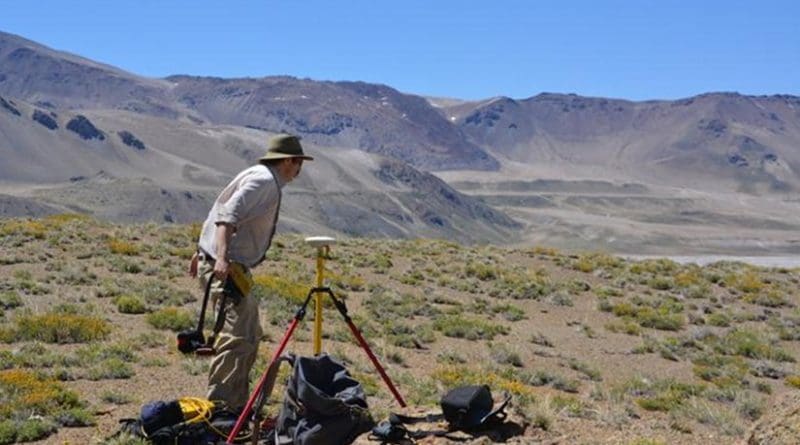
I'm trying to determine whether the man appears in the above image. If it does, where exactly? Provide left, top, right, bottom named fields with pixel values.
left=189, top=133, right=312, bottom=411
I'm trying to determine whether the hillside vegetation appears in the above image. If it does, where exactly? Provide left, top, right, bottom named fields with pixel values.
left=1, top=216, right=799, bottom=444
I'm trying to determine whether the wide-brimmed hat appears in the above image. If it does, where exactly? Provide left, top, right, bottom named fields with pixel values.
left=259, top=134, right=314, bottom=162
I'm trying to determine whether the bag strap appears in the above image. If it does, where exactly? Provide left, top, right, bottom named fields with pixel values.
left=389, top=412, right=445, bottom=425
left=196, top=276, right=214, bottom=336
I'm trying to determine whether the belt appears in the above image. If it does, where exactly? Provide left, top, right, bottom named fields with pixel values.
left=197, top=249, right=215, bottom=262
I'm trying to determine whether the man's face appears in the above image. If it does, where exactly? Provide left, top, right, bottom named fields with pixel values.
left=280, top=158, right=303, bottom=183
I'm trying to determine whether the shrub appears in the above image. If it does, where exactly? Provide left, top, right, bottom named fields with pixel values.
left=706, top=312, right=731, bottom=327
left=464, top=261, right=498, bottom=281
left=530, top=332, right=554, bottom=347
left=114, top=295, right=147, bottom=314
left=568, top=358, right=602, bottom=381
left=572, top=252, right=622, bottom=273
left=604, top=321, right=642, bottom=336
left=676, top=398, right=744, bottom=436
left=102, top=391, right=134, bottom=405
left=86, top=358, right=135, bottom=380
left=433, top=315, right=509, bottom=340
left=146, top=307, right=194, bottom=332
left=0, top=219, right=47, bottom=239
left=618, top=377, right=704, bottom=413
left=118, top=130, right=146, bottom=150
left=13, top=313, right=111, bottom=343
left=32, top=109, right=58, bottom=130
left=0, top=292, right=23, bottom=310
left=252, top=274, right=308, bottom=305
left=0, top=420, right=14, bottom=445
left=108, top=238, right=140, bottom=255
left=55, top=407, right=95, bottom=426
left=713, top=328, right=794, bottom=362
left=785, top=375, right=800, bottom=389
left=491, top=303, right=526, bottom=321
left=108, top=257, right=142, bottom=274
left=743, top=289, right=790, bottom=308
left=691, top=354, right=748, bottom=388
left=0, top=369, right=84, bottom=422
left=635, top=308, right=684, bottom=331
left=66, top=115, right=104, bottom=140
left=14, top=418, right=58, bottom=442
left=490, top=343, right=524, bottom=367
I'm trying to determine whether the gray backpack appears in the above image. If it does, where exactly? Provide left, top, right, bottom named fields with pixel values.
left=274, top=354, right=375, bottom=445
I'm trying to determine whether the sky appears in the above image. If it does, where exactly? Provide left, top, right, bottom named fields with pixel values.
left=1, top=0, right=798, bottom=101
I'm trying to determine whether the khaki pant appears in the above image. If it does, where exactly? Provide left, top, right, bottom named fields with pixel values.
left=197, top=257, right=262, bottom=411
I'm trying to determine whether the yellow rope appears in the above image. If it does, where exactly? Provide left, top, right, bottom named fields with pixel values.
left=178, top=397, right=215, bottom=424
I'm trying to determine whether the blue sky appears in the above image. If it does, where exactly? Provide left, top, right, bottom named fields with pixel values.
left=2, top=1, right=798, bottom=101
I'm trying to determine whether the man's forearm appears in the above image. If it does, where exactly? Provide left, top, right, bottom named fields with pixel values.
left=214, top=223, right=233, bottom=262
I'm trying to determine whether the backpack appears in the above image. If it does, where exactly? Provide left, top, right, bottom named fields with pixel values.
left=110, top=397, right=248, bottom=444
left=274, top=354, right=375, bottom=445
left=440, top=385, right=509, bottom=430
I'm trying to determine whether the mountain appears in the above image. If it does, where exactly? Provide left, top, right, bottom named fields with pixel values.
left=0, top=31, right=496, bottom=172
left=1, top=30, right=799, bottom=252
left=447, top=93, right=800, bottom=193
left=0, top=93, right=518, bottom=243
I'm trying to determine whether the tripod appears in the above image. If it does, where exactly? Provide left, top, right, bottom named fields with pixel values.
left=225, top=237, right=406, bottom=444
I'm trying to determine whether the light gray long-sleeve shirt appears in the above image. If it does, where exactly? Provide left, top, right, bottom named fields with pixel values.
left=198, top=164, right=283, bottom=267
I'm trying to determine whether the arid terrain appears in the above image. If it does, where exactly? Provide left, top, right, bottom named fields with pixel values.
left=1, top=216, right=800, bottom=444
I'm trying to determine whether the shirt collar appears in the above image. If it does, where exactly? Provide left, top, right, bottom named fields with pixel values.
left=262, top=163, right=286, bottom=189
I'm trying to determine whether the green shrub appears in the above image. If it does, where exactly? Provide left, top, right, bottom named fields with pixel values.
left=620, top=378, right=704, bottom=413
left=102, top=391, right=134, bottom=405
left=115, top=295, right=147, bottom=314
left=706, top=312, right=731, bottom=327
left=0, top=420, right=15, bottom=445
left=433, top=315, right=509, bottom=340
left=464, top=261, right=498, bottom=281
left=55, top=407, right=96, bottom=426
left=15, top=418, right=58, bottom=442
left=108, top=256, right=143, bottom=274
left=146, top=307, right=194, bottom=332
left=604, top=320, right=642, bottom=336
left=635, top=308, right=684, bottom=331
left=491, top=304, right=526, bottom=321
left=568, top=358, right=602, bottom=381
left=713, top=329, right=794, bottom=362
left=490, top=343, right=523, bottom=367
left=0, top=292, right=23, bottom=310
left=87, top=358, right=135, bottom=380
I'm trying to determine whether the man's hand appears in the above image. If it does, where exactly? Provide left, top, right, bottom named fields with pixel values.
left=189, top=251, right=199, bottom=278
left=213, top=258, right=230, bottom=281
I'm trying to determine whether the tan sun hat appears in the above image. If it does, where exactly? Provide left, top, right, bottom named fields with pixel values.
left=259, top=134, right=314, bottom=162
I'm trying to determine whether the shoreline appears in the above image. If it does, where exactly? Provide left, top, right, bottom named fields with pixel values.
left=622, top=255, right=800, bottom=268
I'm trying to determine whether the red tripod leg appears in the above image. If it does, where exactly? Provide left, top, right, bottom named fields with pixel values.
left=345, top=320, right=407, bottom=407
left=225, top=290, right=315, bottom=444
left=325, top=289, right=407, bottom=407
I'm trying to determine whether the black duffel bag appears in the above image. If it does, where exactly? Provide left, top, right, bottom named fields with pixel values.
left=274, top=354, right=375, bottom=445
